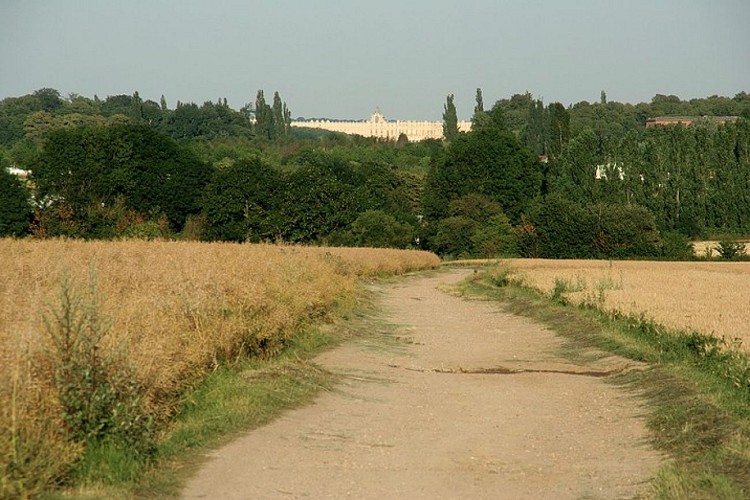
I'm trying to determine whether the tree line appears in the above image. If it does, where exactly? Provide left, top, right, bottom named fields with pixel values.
left=2, top=87, right=750, bottom=260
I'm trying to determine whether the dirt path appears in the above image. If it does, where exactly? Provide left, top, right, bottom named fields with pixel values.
left=182, top=269, right=662, bottom=499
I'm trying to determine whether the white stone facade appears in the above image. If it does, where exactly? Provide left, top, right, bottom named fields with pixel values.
left=291, top=110, right=471, bottom=142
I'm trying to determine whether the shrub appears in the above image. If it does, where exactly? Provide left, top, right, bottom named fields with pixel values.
left=0, top=164, right=31, bottom=236
left=334, top=210, right=413, bottom=248
left=470, top=214, right=518, bottom=257
left=716, top=240, right=746, bottom=260
left=432, top=216, right=478, bottom=258
left=532, top=195, right=596, bottom=258
left=660, top=231, right=695, bottom=260
left=528, top=196, right=663, bottom=259
left=591, top=202, right=661, bottom=258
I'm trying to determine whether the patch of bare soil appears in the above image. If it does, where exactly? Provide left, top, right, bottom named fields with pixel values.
left=182, top=269, right=662, bottom=499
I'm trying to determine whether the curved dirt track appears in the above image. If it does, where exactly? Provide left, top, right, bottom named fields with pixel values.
left=182, top=269, right=662, bottom=499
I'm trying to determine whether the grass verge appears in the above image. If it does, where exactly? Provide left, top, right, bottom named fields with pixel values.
left=457, top=268, right=750, bottom=499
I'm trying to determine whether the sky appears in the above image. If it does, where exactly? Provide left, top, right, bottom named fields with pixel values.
left=1, top=0, right=749, bottom=121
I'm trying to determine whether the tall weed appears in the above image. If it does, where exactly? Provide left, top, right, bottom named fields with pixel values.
left=40, top=273, right=154, bottom=454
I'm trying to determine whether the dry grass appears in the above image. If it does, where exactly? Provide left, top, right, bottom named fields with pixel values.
left=692, top=240, right=749, bottom=257
left=501, top=259, right=750, bottom=351
left=692, top=241, right=720, bottom=257
left=0, top=238, right=439, bottom=496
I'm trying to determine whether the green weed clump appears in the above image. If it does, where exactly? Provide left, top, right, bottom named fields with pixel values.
left=716, top=240, right=747, bottom=260
left=42, top=274, right=155, bottom=460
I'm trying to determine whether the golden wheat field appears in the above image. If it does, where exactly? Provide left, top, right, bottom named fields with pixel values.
left=0, top=239, right=440, bottom=410
left=0, top=238, right=439, bottom=494
left=500, top=259, right=750, bottom=351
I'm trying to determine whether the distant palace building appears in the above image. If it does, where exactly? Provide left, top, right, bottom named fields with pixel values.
left=291, top=109, right=472, bottom=142
left=645, top=116, right=739, bottom=127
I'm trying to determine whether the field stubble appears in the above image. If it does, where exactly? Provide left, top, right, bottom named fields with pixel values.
left=502, top=259, right=750, bottom=351
left=0, top=238, right=439, bottom=497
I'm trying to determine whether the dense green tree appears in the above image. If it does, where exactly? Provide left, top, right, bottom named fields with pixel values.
left=474, top=88, right=484, bottom=116
left=526, top=195, right=662, bottom=259
left=100, top=94, right=134, bottom=117
left=272, top=92, right=285, bottom=139
left=33, top=88, right=64, bottom=112
left=442, top=94, right=458, bottom=141
left=441, top=194, right=517, bottom=257
left=0, top=162, right=31, bottom=236
left=547, top=102, right=571, bottom=158
left=591, top=202, right=661, bottom=258
left=547, top=129, right=601, bottom=203
left=528, top=195, right=596, bottom=258
left=431, top=216, right=477, bottom=257
left=522, top=99, right=547, bottom=155
left=32, top=124, right=211, bottom=236
left=201, top=157, right=281, bottom=242
left=164, top=100, right=252, bottom=140
left=332, top=210, right=413, bottom=248
left=273, top=164, right=362, bottom=242
left=425, top=119, right=543, bottom=223
left=254, top=90, right=272, bottom=140
left=495, top=92, right=534, bottom=136
left=447, top=193, right=503, bottom=223
left=470, top=214, right=517, bottom=257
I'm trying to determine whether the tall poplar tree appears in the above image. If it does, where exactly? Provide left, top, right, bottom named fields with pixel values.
left=471, top=88, right=490, bottom=130
left=548, top=102, right=571, bottom=158
left=255, top=90, right=272, bottom=140
left=272, top=91, right=285, bottom=139
left=474, top=88, right=484, bottom=116
left=443, top=94, right=459, bottom=141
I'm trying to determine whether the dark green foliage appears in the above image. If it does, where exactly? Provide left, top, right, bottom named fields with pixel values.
left=660, top=231, right=695, bottom=260
left=273, top=163, right=363, bottom=243
left=33, top=88, right=64, bottom=113
left=164, top=101, right=252, bottom=140
left=530, top=195, right=597, bottom=258
left=32, top=124, right=211, bottom=236
left=424, top=124, right=543, bottom=223
left=0, top=162, right=31, bottom=236
left=431, top=216, right=478, bottom=258
left=442, top=94, right=458, bottom=141
left=428, top=194, right=517, bottom=258
left=470, top=214, right=517, bottom=258
left=254, top=90, right=291, bottom=141
left=552, top=118, right=750, bottom=237
left=331, top=210, right=413, bottom=248
left=201, top=157, right=281, bottom=242
left=473, top=88, right=484, bottom=116
left=547, top=102, right=571, bottom=158
left=4, top=87, right=749, bottom=251
left=591, top=202, right=661, bottom=258
left=525, top=195, right=661, bottom=259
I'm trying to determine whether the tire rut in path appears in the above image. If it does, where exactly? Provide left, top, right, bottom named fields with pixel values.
left=182, top=269, right=662, bottom=499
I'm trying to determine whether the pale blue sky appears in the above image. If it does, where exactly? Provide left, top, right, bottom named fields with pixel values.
left=1, top=0, right=748, bottom=120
